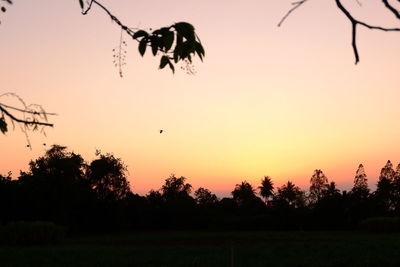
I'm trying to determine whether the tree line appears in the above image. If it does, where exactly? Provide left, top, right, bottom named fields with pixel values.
left=1, top=145, right=400, bottom=232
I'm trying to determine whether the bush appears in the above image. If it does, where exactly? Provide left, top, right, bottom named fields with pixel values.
left=359, top=217, right=400, bottom=233
left=0, top=221, right=67, bottom=245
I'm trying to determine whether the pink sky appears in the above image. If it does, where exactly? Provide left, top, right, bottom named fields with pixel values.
left=1, top=0, right=400, bottom=197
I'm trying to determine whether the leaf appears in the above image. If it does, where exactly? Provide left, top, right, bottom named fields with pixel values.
left=133, top=30, right=148, bottom=39
left=0, top=118, right=7, bottom=134
left=1, top=7, right=6, bottom=12
left=150, top=37, right=159, bottom=56
left=173, top=42, right=184, bottom=63
left=159, top=56, right=170, bottom=70
left=163, top=32, right=174, bottom=51
left=138, top=38, right=147, bottom=56
left=168, top=61, right=175, bottom=74
left=174, top=22, right=195, bottom=41
left=195, top=42, right=205, bottom=61
left=79, top=0, right=84, bottom=9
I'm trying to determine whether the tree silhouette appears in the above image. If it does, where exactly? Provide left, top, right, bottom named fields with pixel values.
left=309, top=169, right=329, bottom=204
left=324, top=182, right=341, bottom=198
left=258, top=176, right=274, bottom=203
left=231, top=181, right=258, bottom=206
left=161, top=174, right=192, bottom=200
left=24, top=145, right=85, bottom=180
left=274, top=181, right=306, bottom=208
left=374, top=160, right=396, bottom=212
left=87, top=151, right=131, bottom=201
left=17, top=145, right=93, bottom=228
left=391, top=163, right=400, bottom=212
left=194, top=187, right=218, bottom=206
left=350, top=164, right=370, bottom=199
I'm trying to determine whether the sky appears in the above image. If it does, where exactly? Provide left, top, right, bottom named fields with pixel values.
left=1, top=0, right=400, bottom=197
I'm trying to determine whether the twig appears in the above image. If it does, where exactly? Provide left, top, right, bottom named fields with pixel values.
left=278, top=0, right=309, bottom=27
left=0, top=105, right=53, bottom=127
left=382, top=0, right=400, bottom=19
left=0, top=103, right=57, bottom=116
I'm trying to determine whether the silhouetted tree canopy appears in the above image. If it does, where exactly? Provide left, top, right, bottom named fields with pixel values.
left=350, top=164, right=370, bottom=199
left=258, top=176, right=274, bottom=202
left=23, top=145, right=85, bottom=180
left=194, top=187, right=218, bottom=206
left=232, top=181, right=258, bottom=206
left=87, top=151, right=131, bottom=201
left=309, top=169, right=329, bottom=204
left=161, top=174, right=193, bottom=201
left=375, top=160, right=396, bottom=211
left=3, top=144, right=400, bottom=232
left=274, top=181, right=306, bottom=208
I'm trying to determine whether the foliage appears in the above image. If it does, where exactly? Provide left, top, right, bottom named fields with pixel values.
left=231, top=181, right=258, bottom=206
left=374, top=160, right=396, bottom=212
left=351, top=164, right=370, bottom=199
left=80, top=0, right=204, bottom=74
left=309, top=169, right=329, bottom=203
left=274, top=181, right=306, bottom=208
left=258, top=176, right=274, bottom=202
left=87, top=151, right=131, bottom=201
left=194, top=187, right=218, bottom=206
left=4, top=146, right=400, bottom=232
left=25, top=145, right=85, bottom=180
left=161, top=174, right=192, bottom=200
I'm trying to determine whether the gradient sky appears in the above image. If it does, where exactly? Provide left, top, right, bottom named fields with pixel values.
left=1, top=0, right=399, bottom=197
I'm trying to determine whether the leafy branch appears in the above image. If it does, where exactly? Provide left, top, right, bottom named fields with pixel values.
left=80, top=0, right=205, bottom=73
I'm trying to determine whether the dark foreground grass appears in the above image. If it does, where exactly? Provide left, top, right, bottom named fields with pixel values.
left=1, top=231, right=400, bottom=266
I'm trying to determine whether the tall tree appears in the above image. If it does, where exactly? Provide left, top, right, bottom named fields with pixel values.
left=309, top=169, right=329, bottom=203
left=258, top=176, right=274, bottom=202
left=374, top=160, right=396, bottom=212
left=392, top=163, right=400, bottom=212
left=350, top=164, right=370, bottom=199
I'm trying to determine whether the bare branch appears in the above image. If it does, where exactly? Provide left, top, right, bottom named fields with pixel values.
left=82, top=0, right=136, bottom=38
left=278, top=0, right=309, bottom=27
left=0, top=105, right=53, bottom=127
left=335, top=0, right=400, bottom=64
left=382, top=0, right=400, bottom=19
left=0, top=103, right=57, bottom=116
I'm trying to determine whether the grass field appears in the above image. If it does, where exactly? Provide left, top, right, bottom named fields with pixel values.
left=1, top=231, right=400, bottom=266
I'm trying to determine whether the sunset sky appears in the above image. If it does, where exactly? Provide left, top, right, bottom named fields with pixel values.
left=1, top=0, right=399, bottom=197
